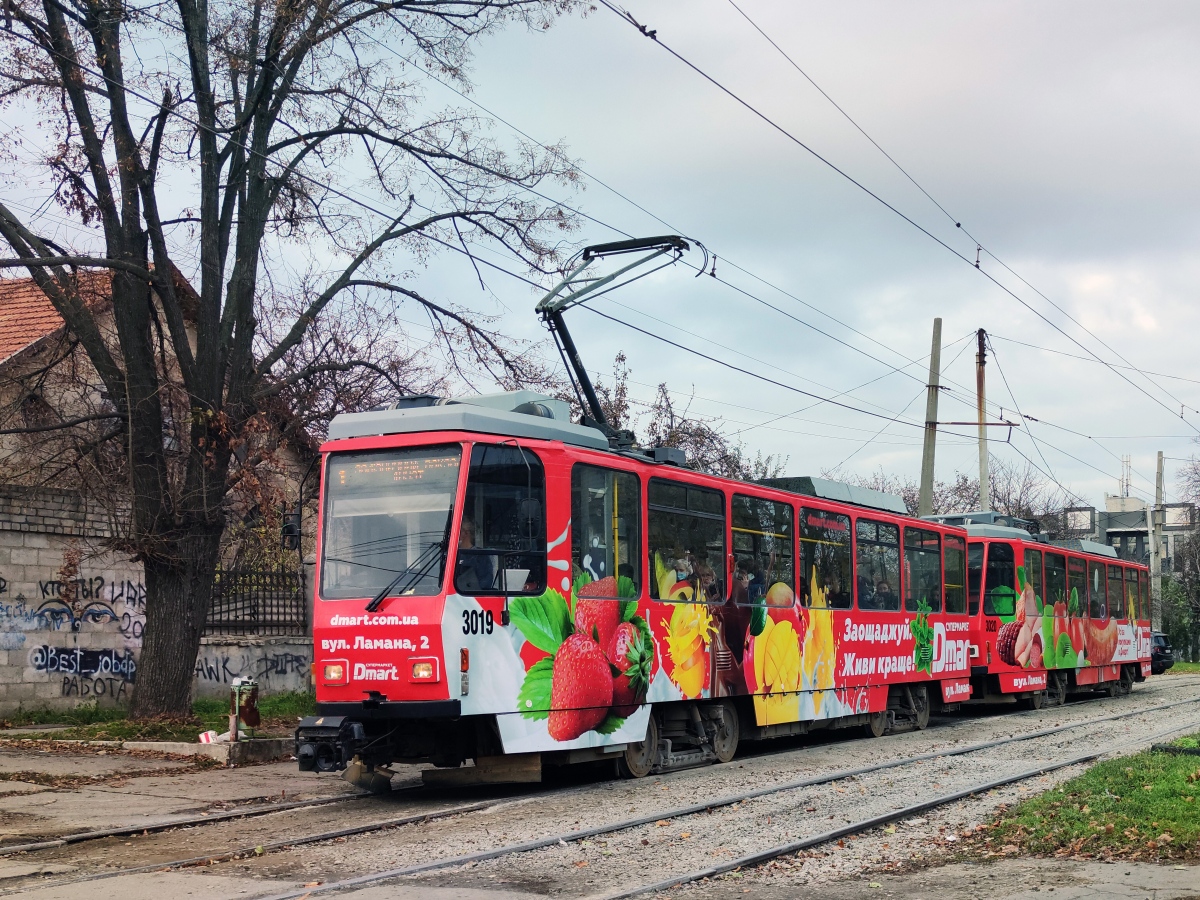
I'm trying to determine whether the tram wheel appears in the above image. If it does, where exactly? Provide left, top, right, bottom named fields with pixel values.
left=1046, top=671, right=1067, bottom=707
left=1026, top=689, right=1045, bottom=711
left=912, top=685, right=931, bottom=730
left=617, top=711, right=659, bottom=779
left=865, top=710, right=888, bottom=738
left=711, top=701, right=740, bottom=763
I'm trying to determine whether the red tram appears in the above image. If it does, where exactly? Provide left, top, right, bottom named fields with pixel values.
left=928, top=512, right=1153, bottom=705
left=296, top=390, right=1154, bottom=780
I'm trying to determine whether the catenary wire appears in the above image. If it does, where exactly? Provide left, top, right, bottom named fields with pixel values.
left=5, top=14, right=1183, bottom=491
left=826, top=331, right=978, bottom=474
left=990, top=333, right=1200, bottom=387
left=595, top=0, right=1200, bottom=436
left=721, top=0, right=1200, bottom=416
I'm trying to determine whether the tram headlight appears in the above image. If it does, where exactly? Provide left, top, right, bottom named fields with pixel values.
left=412, top=657, right=436, bottom=681
left=410, top=659, right=438, bottom=682
left=322, top=662, right=347, bottom=684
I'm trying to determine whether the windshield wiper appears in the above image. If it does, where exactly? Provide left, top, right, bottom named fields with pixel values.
left=365, top=541, right=445, bottom=612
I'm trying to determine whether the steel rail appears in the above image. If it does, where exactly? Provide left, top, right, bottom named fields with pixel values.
left=10, top=683, right=1197, bottom=896
left=0, top=789, right=383, bottom=856
left=241, top=694, right=1200, bottom=900
left=16, top=676, right=1191, bottom=859
left=593, top=717, right=1200, bottom=900
left=0, top=796, right=511, bottom=898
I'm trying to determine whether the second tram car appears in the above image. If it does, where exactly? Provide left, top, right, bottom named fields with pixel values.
left=296, top=391, right=1153, bottom=781
left=929, top=512, right=1152, bottom=706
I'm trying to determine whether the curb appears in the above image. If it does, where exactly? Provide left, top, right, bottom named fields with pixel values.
left=17, top=737, right=293, bottom=764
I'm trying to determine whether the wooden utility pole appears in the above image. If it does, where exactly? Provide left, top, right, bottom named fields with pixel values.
left=918, top=318, right=942, bottom=517
left=976, top=328, right=990, bottom=512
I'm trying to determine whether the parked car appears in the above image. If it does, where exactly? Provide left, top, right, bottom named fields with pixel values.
left=1151, top=632, right=1175, bottom=675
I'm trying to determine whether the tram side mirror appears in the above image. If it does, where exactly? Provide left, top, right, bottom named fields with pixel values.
left=281, top=510, right=302, bottom=551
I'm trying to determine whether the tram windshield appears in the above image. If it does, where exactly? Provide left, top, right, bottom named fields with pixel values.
left=321, top=446, right=462, bottom=599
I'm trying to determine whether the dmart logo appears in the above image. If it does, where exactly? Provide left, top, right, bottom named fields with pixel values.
left=353, top=663, right=399, bottom=681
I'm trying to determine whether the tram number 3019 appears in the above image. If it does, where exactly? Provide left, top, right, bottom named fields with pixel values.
left=463, top=609, right=495, bottom=635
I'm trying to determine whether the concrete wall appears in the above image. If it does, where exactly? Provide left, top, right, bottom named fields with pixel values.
left=0, top=486, right=311, bottom=714
left=193, top=636, right=313, bottom=700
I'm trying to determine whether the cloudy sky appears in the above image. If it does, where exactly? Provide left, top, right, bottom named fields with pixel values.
left=401, top=0, right=1200, bottom=508
left=4, top=1, right=1196, bottom=510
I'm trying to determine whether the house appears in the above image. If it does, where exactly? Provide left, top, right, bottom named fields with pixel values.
left=0, top=273, right=312, bottom=712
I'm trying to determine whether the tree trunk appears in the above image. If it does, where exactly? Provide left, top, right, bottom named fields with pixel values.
left=130, top=527, right=224, bottom=718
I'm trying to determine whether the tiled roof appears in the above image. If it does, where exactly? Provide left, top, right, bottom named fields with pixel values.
left=0, top=272, right=111, bottom=365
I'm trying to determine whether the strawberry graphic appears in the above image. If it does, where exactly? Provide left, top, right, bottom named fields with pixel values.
left=575, top=576, right=621, bottom=649
left=608, top=620, right=652, bottom=716
left=547, top=633, right=614, bottom=741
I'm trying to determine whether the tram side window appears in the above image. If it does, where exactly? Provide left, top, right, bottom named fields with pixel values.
left=799, top=508, right=852, bottom=609
left=455, top=444, right=546, bottom=596
left=1023, top=548, right=1043, bottom=605
left=1138, top=569, right=1149, bottom=622
left=944, top=535, right=966, bottom=614
left=732, top=495, right=794, bottom=607
left=1088, top=561, right=1107, bottom=619
left=983, top=543, right=1016, bottom=616
left=1125, top=568, right=1139, bottom=621
left=571, top=465, right=641, bottom=600
left=1068, top=557, right=1087, bottom=616
left=648, top=479, right=726, bottom=604
left=904, top=527, right=942, bottom=613
left=967, top=543, right=983, bottom=616
left=1107, top=565, right=1125, bottom=619
left=1045, top=552, right=1068, bottom=615
left=856, top=520, right=900, bottom=612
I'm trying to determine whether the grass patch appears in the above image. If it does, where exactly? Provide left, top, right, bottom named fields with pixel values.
left=982, top=740, right=1200, bottom=861
left=1167, top=660, right=1200, bottom=675
left=0, top=704, right=130, bottom=728
left=2, top=692, right=316, bottom=743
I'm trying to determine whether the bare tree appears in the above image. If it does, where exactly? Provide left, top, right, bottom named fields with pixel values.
left=0, top=0, right=580, bottom=716
left=642, top=383, right=785, bottom=481
left=836, top=456, right=1071, bottom=525
left=1177, top=450, right=1200, bottom=506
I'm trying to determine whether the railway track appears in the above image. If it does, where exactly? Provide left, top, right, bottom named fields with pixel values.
left=595, top=717, right=1200, bottom=900
left=14, top=686, right=1199, bottom=898
left=0, top=789, right=379, bottom=856
left=13, top=677, right=1192, bottom=861
left=7, top=676, right=1190, bottom=868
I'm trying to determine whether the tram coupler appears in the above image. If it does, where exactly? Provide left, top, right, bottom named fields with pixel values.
left=295, top=716, right=365, bottom=772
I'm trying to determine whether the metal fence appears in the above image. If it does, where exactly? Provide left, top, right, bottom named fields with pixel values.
left=204, top=568, right=308, bottom=636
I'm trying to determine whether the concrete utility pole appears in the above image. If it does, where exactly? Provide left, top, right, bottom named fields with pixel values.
left=1149, top=450, right=1165, bottom=629
left=976, top=328, right=990, bottom=512
left=918, top=318, right=942, bottom=518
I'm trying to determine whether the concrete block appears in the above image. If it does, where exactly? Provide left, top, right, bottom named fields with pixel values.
left=9, top=549, right=38, bottom=566
left=5, top=680, right=51, bottom=701
left=37, top=549, right=65, bottom=568
left=0, top=666, right=30, bottom=685
left=20, top=533, right=49, bottom=549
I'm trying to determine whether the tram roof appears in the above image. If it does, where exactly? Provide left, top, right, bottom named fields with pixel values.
left=758, top=476, right=909, bottom=516
left=326, top=391, right=610, bottom=450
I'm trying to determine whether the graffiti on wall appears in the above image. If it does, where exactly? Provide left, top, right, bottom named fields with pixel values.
left=0, top=573, right=146, bottom=645
left=28, top=645, right=137, bottom=699
left=194, top=650, right=309, bottom=685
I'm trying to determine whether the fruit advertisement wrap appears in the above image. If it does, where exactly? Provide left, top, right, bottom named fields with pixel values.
left=992, top=566, right=1141, bottom=676
left=502, top=569, right=655, bottom=752
left=740, top=569, right=970, bottom=727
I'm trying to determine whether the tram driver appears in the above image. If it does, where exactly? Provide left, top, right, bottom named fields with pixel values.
left=456, top=518, right=495, bottom=592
